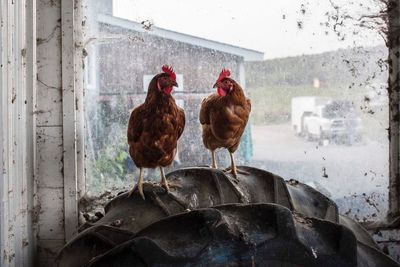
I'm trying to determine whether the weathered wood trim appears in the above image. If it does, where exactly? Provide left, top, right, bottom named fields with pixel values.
left=388, top=0, right=400, bottom=219
left=61, top=0, right=85, bottom=242
left=0, top=0, right=36, bottom=266
left=61, top=0, right=80, bottom=241
left=26, top=0, right=38, bottom=263
left=76, top=0, right=86, bottom=203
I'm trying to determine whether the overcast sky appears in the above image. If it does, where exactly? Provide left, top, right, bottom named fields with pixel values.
left=113, top=0, right=384, bottom=59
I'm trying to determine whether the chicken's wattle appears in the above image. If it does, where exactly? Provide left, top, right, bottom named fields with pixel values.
left=217, top=87, right=227, bottom=97
left=164, top=87, right=173, bottom=94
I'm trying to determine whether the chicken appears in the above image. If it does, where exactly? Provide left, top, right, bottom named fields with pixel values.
left=200, top=69, right=251, bottom=177
left=127, top=65, right=185, bottom=199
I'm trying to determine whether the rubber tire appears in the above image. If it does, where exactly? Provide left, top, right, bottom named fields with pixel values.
left=57, top=166, right=399, bottom=267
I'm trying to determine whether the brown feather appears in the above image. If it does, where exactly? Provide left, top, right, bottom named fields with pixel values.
left=127, top=74, right=185, bottom=168
left=199, top=79, right=251, bottom=153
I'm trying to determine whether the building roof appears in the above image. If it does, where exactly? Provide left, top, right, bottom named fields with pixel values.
left=98, top=14, right=265, bottom=61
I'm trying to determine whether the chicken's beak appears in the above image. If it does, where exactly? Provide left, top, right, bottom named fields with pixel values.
left=172, top=80, right=178, bottom=87
left=213, top=82, right=219, bottom=88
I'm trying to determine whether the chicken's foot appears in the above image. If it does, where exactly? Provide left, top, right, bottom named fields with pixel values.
left=160, top=167, right=170, bottom=192
left=224, top=152, right=250, bottom=179
left=128, top=167, right=145, bottom=200
left=159, top=167, right=181, bottom=191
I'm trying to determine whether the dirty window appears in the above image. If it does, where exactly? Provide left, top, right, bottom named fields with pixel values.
left=84, top=0, right=389, bottom=222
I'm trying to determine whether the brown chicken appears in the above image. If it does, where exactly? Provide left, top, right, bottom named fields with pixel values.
left=200, top=69, right=251, bottom=177
left=127, top=65, right=185, bottom=199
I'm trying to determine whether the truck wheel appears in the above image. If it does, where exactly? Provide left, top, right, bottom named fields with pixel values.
left=345, top=135, right=354, bottom=146
left=318, top=128, right=327, bottom=145
left=293, top=125, right=300, bottom=136
left=57, top=167, right=399, bottom=267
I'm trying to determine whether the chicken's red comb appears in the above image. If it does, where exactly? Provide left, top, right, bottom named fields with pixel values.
left=162, top=65, right=176, bottom=81
left=216, top=68, right=231, bottom=83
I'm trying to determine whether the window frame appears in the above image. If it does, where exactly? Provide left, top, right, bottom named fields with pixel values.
left=61, top=0, right=85, bottom=241
left=0, top=0, right=36, bottom=264
left=387, top=0, right=400, bottom=225
left=63, top=0, right=400, bottom=234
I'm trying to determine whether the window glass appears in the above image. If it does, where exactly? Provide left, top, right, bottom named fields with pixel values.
left=84, top=0, right=388, bottom=222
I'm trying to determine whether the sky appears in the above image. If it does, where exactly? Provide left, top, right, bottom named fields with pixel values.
left=113, top=0, right=384, bottom=59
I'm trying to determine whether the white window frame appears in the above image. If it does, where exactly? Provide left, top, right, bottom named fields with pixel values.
left=0, top=0, right=36, bottom=265
left=64, top=0, right=400, bottom=233
left=61, top=0, right=85, bottom=241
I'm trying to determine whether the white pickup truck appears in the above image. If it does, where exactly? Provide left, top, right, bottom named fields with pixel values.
left=291, top=96, right=362, bottom=144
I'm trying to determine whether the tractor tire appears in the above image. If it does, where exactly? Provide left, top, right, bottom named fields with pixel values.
left=57, top=166, right=399, bottom=267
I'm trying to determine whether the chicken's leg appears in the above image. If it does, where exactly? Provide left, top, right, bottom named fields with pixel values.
left=226, top=152, right=250, bottom=178
left=159, top=167, right=182, bottom=191
left=211, top=150, right=218, bottom=169
left=229, top=152, right=238, bottom=177
left=160, top=167, right=169, bottom=192
left=128, top=167, right=145, bottom=200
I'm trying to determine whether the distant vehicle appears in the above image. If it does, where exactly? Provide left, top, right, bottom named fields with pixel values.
left=291, top=97, right=331, bottom=135
left=291, top=96, right=362, bottom=144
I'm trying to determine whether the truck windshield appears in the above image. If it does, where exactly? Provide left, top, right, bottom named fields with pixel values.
left=323, top=101, right=355, bottom=119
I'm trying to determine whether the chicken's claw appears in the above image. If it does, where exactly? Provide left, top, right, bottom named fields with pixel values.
left=223, top=167, right=250, bottom=183
left=225, top=152, right=250, bottom=180
left=223, top=167, right=250, bottom=175
left=127, top=185, right=136, bottom=198
left=128, top=168, right=145, bottom=200
left=137, top=182, right=145, bottom=200
left=127, top=183, right=145, bottom=200
left=161, top=180, right=182, bottom=191
left=161, top=180, right=170, bottom=192
left=235, top=168, right=250, bottom=175
left=159, top=167, right=182, bottom=192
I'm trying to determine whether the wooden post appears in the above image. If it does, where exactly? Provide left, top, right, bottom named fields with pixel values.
left=388, top=0, right=400, bottom=220
left=61, top=0, right=84, bottom=241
